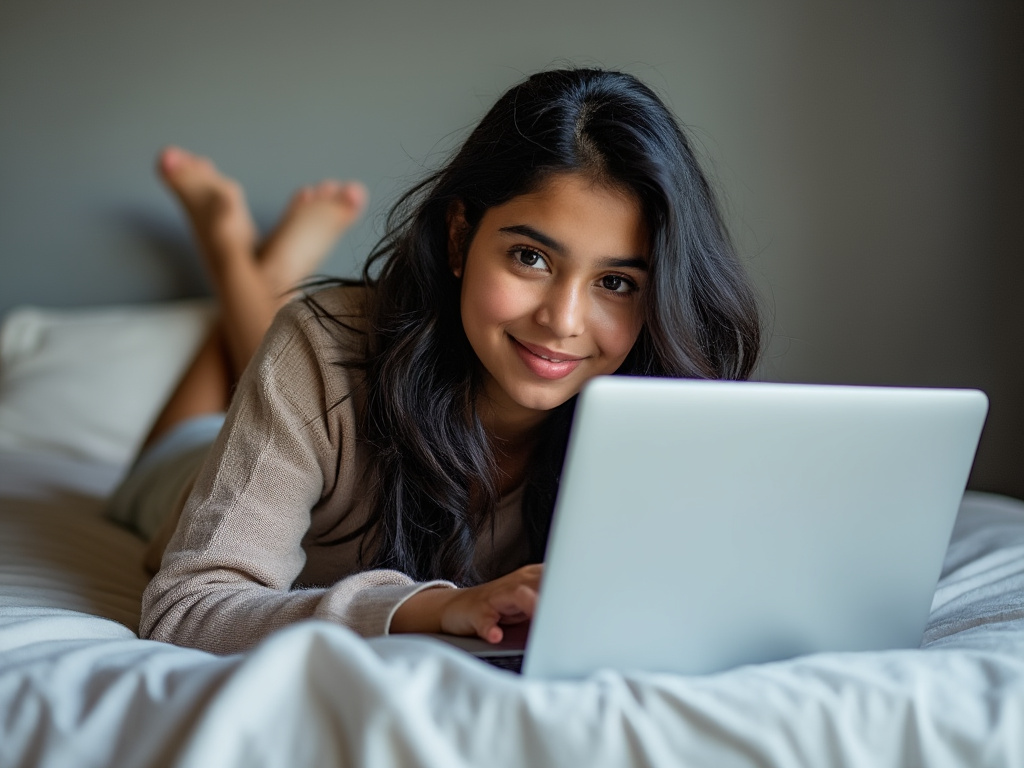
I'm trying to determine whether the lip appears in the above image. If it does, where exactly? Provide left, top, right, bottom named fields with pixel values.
left=511, top=337, right=585, bottom=380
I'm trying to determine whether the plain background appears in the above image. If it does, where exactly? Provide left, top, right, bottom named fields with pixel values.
left=1, top=0, right=1021, bottom=496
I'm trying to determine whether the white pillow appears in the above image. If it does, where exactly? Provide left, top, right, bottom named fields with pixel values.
left=0, top=300, right=215, bottom=466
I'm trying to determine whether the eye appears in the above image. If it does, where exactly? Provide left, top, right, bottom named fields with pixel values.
left=511, top=247, right=548, bottom=270
left=600, top=274, right=638, bottom=294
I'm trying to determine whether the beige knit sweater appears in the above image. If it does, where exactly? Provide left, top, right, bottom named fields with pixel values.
left=140, top=286, right=528, bottom=654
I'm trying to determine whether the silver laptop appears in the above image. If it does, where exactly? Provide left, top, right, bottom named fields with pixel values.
left=429, top=377, right=988, bottom=679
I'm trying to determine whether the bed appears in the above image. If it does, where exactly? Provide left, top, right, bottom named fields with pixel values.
left=1, top=300, right=1023, bottom=768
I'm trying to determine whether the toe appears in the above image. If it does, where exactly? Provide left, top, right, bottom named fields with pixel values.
left=158, top=146, right=208, bottom=182
left=339, top=181, right=368, bottom=213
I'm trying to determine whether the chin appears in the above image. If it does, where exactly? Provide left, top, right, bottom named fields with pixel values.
left=513, top=386, right=577, bottom=414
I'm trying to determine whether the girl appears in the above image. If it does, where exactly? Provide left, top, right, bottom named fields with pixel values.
left=124, top=68, right=762, bottom=654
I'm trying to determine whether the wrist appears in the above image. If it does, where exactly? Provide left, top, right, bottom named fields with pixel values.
left=389, top=585, right=456, bottom=634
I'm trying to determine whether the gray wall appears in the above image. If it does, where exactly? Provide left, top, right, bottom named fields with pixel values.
left=2, top=0, right=1021, bottom=496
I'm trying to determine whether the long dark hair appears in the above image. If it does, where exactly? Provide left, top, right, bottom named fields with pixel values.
left=311, top=68, right=761, bottom=585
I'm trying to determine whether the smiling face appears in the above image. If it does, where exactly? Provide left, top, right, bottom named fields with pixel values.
left=451, top=172, right=648, bottom=437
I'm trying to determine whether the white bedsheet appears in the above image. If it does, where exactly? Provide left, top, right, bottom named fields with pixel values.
left=2, top=450, right=1023, bottom=768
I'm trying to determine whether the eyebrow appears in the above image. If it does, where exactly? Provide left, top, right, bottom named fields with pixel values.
left=498, top=224, right=648, bottom=271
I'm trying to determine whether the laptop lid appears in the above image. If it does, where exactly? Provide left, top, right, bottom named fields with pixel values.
left=521, top=377, right=988, bottom=679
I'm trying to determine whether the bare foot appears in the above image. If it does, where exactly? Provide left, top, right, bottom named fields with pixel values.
left=257, top=179, right=368, bottom=296
left=157, top=146, right=258, bottom=274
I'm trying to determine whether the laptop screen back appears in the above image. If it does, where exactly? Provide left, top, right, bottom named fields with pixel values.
left=522, top=378, right=987, bottom=679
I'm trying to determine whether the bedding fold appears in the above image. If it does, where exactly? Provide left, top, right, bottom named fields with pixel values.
left=2, top=614, right=1023, bottom=768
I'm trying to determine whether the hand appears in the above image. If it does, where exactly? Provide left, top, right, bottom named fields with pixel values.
left=391, top=564, right=543, bottom=643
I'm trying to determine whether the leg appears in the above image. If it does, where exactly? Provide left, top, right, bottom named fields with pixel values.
left=143, top=325, right=233, bottom=449
left=140, top=147, right=366, bottom=449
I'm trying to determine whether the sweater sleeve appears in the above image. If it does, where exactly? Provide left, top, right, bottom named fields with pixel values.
left=139, top=296, right=453, bottom=654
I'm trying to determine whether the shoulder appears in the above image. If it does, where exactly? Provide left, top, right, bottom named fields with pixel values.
left=246, top=284, right=372, bottom=409
left=298, top=283, right=371, bottom=323
left=269, top=284, right=371, bottom=363
left=283, top=283, right=370, bottom=334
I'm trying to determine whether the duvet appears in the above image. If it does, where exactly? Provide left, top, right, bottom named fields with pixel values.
left=1, top=448, right=1023, bottom=768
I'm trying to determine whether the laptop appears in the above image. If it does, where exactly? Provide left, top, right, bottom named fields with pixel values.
left=426, top=377, right=988, bottom=679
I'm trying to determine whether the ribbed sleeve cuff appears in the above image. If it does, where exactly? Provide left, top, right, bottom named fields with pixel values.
left=314, top=570, right=455, bottom=637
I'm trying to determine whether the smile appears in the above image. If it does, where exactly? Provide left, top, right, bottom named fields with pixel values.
left=511, top=337, right=585, bottom=380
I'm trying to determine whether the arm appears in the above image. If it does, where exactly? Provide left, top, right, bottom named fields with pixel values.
left=140, top=294, right=454, bottom=654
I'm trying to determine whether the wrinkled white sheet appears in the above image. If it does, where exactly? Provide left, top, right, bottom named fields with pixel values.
left=2, top=450, right=1023, bottom=768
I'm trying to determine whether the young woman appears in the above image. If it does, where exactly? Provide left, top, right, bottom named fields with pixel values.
left=124, top=68, right=762, bottom=655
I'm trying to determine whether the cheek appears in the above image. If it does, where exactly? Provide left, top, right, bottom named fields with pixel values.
left=591, top=304, right=644, bottom=358
left=462, top=270, right=528, bottom=329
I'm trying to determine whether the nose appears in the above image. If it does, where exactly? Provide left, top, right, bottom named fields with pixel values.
left=535, top=278, right=587, bottom=338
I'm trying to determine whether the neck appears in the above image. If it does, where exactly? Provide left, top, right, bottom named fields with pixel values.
left=477, top=398, right=546, bottom=494
left=478, top=394, right=545, bottom=447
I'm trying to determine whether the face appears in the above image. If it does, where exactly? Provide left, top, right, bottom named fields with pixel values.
left=451, top=172, right=648, bottom=434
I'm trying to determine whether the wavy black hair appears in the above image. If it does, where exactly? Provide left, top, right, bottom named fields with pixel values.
left=309, top=68, right=761, bottom=585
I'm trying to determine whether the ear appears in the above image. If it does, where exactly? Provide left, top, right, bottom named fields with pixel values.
left=446, top=200, right=468, bottom=278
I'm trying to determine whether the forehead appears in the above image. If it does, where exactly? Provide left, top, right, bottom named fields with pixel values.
left=483, top=173, right=648, bottom=257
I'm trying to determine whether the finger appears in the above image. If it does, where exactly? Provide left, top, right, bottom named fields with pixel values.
left=490, top=584, right=539, bottom=619
left=472, top=611, right=505, bottom=644
left=515, top=563, right=543, bottom=579
left=515, top=564, right=543, bottom=589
